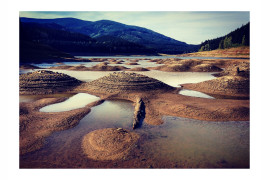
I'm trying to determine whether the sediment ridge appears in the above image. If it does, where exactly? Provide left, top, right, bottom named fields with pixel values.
left=76, top=72, right=175, bottom=93
left=20, top=70, right=82, bottom=95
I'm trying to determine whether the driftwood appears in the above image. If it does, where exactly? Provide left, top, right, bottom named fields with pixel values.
left=133, top=98, right=145, bottom=129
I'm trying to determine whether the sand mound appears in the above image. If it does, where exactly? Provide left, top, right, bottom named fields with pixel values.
left=68, top=65, right=90, bottom=71
left=89, top=64, right=128, bottom=71
left=49, top=63, right=128, bottom=71
left=50, top=65, right=73, bottom=70
left=20, top=70, right=81, bottom=94
left=150, top=64, right=190, bottom=72
left=191, top=64, right=222, bottom=72
left=78, top=72, right=174, bottom=93
left=125, top=62, right=139, bottom=65
left=215, top=62, right=250, bottom=78
left=183, top=75, right=249, bottom=96
left=127, top=67, right=149, bottom=71
left=110, top=61, right=123, bottom=64
left=82, top=128, right=139, bottom=161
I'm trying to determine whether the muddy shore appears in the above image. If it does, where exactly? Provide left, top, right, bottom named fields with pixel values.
left=19, top=57, right=250, bottom=167
left=20, top=97, right=104, bottom=155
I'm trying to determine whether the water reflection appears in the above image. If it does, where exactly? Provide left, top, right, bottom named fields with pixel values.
left=137, top=116, right=249, bottom=168
left=179, top=89, right=215, bottom=99
left=46, top=69, right=216, bottom=87
left=40, top=93, right=100, bottom=112
left=21, top=99, right=249, bottom=168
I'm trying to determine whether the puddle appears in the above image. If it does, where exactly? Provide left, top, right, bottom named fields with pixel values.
left=179, top=89, right=215, bottom=99
left=39, top=93, right=100, bottom=112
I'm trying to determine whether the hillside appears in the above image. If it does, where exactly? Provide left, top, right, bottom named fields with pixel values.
left=199, top=22, right=250, bottom=51
left=20, top=21, right=157, bottom=63
left=20, top=17, right=199, bottom=54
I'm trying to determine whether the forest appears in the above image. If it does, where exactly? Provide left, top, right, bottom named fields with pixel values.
left=199, top=22, right=250, bottom=51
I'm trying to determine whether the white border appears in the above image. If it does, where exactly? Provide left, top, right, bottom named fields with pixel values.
left=3, top=0, right=269, bottom=180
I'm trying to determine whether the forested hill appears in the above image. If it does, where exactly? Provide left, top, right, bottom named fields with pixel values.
left=199, top=22, right=250, bottom=51
left=20, top=17, right=199, bottom=55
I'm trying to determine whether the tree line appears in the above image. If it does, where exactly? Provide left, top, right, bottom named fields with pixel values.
left=199, top=22, right=250, bottom=52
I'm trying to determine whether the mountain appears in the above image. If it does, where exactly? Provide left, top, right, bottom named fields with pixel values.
left=20, top=17, right=199, bottom=54
left=20, top=21, right=156, bottom=62
left=199, top=22, right=250, bottom=51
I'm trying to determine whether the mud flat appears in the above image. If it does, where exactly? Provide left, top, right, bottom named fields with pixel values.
left=19, top=70, right=82, bottom=95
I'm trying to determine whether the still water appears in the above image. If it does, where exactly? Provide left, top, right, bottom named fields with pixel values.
left=44, top=69, right=216, bottom=88
left=40, top=93, right=100, bottom=112
left=179, top=89, right=215, bottom=99
left=20, top=98, right=249, bottom=168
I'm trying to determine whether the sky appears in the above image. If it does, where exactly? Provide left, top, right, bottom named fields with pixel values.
left=20, top=11, right=249, bottom=44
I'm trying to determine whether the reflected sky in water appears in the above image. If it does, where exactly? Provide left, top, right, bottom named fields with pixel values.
left=40, top=93, right=100, bottom=112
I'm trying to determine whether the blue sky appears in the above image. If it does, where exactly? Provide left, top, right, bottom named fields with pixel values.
left=20, top=11, right=249, bottom=44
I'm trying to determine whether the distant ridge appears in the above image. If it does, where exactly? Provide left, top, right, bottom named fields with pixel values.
left=20, top=17, right=199, bottom=55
